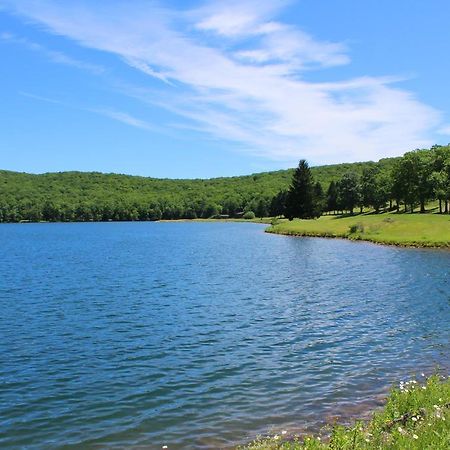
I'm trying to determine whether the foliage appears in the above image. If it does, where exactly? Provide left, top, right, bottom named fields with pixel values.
left=285, top=160, right=321, bottom=220
left=243, top=211, right=256, bottom=219
left=0, top=161, right=376, bottom=223
left=1, top=145, right=449, bottom=223
left=240, top=374, right=450, bottom=450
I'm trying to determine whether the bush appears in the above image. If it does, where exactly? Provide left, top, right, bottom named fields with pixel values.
left=349, top=222, right=365, bottom=234
left=243, top=211, right=256, bottom=219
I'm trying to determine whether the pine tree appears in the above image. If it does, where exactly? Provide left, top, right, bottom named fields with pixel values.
left=285, top=159, right=319, bottom=220
left=313, top=181, right=325, bottom=214
left=326, top=181, right=338, bottom=214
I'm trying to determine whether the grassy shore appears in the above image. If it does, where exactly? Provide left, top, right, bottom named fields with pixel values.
left=266, top=213, right=450, bottom=248
left=240, top=374, right=450, bottom=450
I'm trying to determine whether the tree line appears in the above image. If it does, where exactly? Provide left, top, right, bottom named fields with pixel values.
left=0, top=145, right=448, bottom=223
left=280, top=145, right=450, bottom=220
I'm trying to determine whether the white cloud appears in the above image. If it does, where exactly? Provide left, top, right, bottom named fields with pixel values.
left=2, top=0, right=444, bottom=164
left=0, top=31, right=105, bottom=74
left=90, top=108, right=156, bottom=130
left=19, top=90, right=155, bottom=131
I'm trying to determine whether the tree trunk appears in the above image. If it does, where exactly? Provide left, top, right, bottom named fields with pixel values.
left=411, top=204, right=414, bottom=214
left=445, top=200, right=449, bottom=214
left=389, top=199, right=392, bottom=210
left=420, top=200, right=425, bottom=213
left=439, top=199, right=442, bottom=214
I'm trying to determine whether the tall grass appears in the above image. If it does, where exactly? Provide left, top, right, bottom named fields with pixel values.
left=240, top=374, right=450, bottom=449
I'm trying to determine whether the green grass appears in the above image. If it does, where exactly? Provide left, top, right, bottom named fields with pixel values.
left=240, top=374, right=450, bottom=450
left=267, top=213, right=450, bottom=248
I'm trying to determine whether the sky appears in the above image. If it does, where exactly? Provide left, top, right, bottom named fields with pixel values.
left=1, top=0, right=450, bottom=178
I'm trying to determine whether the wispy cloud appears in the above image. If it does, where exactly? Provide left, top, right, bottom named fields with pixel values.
left=2, top=0, right=444, bottom=164
left=20, top=90, right=155, bottom=131
left=89, top=108, right=156, bottom=131
left=0, top=31, right=105, bottom=74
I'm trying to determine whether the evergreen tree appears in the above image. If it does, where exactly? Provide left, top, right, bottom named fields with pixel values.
left=313, top=182, right=325, bottom=214
left=326, top=181, right=338, bottom=214
left=269, top=190, right=287, bottom=217
left=285, top=159, right=319, bottom=220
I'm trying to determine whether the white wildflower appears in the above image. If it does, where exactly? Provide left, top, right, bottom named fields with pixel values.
left=273, top=435, right=280, bottom=440
left=162, top=446, right=168, bottom=449
left=412, top=434, right=418, bottom=440
left=398, top=427, right=403, bottom=433
left=422, top=386, right=426, bottom=390
left=281, top=430, right=287, bottom=435
left=412, top=417, right=418, bottom=422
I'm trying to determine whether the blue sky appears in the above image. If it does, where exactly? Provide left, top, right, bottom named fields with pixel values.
left=1, top=0, right=450, bottom=178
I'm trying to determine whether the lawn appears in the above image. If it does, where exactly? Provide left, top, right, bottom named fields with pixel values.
left=267, top=213, right=450, bottom=247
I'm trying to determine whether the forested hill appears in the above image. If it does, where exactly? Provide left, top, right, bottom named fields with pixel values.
left=0, top=157, right=398, bottom=222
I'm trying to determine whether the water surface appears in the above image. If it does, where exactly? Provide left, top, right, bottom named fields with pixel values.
left=0, top=222, right=449, bottom=449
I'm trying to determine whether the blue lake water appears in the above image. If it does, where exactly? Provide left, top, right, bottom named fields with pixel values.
left=0, top=222, right=449, bottom=449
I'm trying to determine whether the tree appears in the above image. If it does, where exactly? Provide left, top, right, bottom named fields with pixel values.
left=285, top=160, right=320, bottom=220
left=338, top=172, right=360, bottom=214
left=326, top=181, right=338, bottom=214
left=313, top=182, right=325, bottom=214
left=270, top=190, right=287, bottom=217
left=394, top=150, right=433, bottom=213
left=255, top=198, right=269, bottom=218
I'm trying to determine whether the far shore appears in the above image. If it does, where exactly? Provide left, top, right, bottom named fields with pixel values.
left=7, top=213, right=450, bottom=248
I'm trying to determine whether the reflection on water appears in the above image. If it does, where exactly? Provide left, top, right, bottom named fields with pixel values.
left=0, top=222, right=449, bottom=449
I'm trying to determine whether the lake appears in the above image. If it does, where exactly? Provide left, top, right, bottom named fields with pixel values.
left=0, top=222, right=449, bottom=449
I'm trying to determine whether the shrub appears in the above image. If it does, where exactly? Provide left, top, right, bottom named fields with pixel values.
left=349, top=222, right=365, bottom=234
left=243, top=211, right=256, bottom=219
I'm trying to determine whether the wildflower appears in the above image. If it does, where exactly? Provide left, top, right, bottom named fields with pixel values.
left=421, top=373, right=425, bottom=377
left=398, top=427, right=403, bottom=433
left=365, top=438, right=370, bottom=442
left=162, top=446, right=168, bottom=449
left=273, top=435, right=280, bottom=440
left=412, top=417, right=418, bottom=422
left=281, top=430, right=287, bottom=435
left=438, top=398, right=442, bottom=402
left=412, top=434, right=418, bottom=440
left=422, top=386, right=426, bottom=390
left=317, top=437, right=321, bottom=441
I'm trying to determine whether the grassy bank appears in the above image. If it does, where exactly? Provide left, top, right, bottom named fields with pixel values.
left=267, top=213, right=450, bottom=248
left=240, top=374, right=450, bottom=450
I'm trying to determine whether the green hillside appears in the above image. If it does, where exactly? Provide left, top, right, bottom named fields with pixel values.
left=0, top=157, right=399, bottom=222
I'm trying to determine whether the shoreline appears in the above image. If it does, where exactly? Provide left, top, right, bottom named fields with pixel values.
left=3, top=216, right=450, bottom=248
left=265, top=227, right=450, bottom=249
left=239, top=374, right=450, bottom=449
left=266, top=213, right=450, bottom=249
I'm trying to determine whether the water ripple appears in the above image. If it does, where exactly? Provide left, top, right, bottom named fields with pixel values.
left=0, top=222, right=449, bottom=449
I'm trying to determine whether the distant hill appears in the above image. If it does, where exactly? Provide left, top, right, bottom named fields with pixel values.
left=0, top=156, right=400, bottom=222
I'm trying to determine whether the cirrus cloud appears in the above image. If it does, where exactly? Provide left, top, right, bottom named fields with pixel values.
left=1, top=0, right=444, bottom=164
